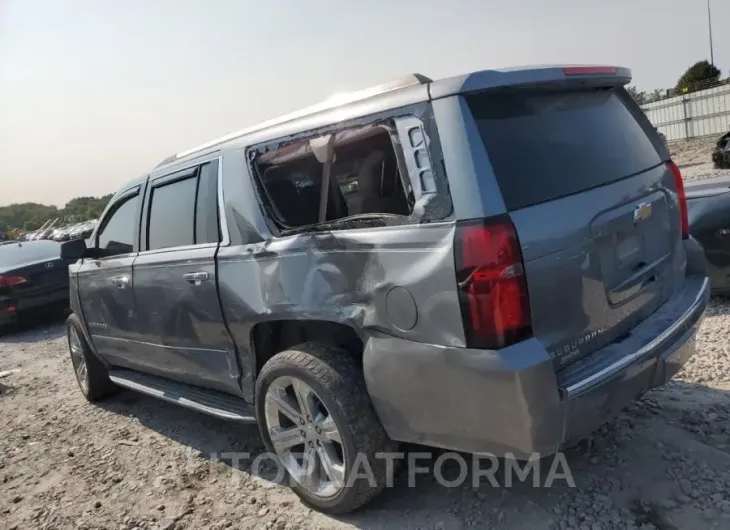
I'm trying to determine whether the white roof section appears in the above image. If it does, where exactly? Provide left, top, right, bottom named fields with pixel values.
left=157, top=73, right=432, bottom=167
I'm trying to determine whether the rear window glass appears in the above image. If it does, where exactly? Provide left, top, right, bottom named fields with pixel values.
left=0, top=241, right=61, bottom=269
left=468, top=88, right=662, bottom=211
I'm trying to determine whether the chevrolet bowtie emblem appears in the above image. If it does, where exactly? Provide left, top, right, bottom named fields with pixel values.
left=633, top=202, right=652, bottom=223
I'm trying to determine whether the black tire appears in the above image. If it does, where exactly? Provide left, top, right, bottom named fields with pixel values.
left=255, top=342, right=397, bottom=514
left=67, top=313, right=118, bottom=402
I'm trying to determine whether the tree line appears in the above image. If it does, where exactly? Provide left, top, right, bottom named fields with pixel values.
left=627, top=60, right=725, bottom=105
left=0, top=194, right=113, bottom=236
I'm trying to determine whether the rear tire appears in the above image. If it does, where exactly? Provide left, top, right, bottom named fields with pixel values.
left=67, top=313, right=117, bottom=402
left=255, top=342, right=397, bottom=514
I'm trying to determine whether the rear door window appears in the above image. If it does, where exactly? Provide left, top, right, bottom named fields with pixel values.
left=147, top=176, right=197, bottom=250
left=467, top=87, right=662, bottom=211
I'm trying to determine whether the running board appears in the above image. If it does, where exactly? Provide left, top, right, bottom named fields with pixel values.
left=108, top=369, right=256, bottom=423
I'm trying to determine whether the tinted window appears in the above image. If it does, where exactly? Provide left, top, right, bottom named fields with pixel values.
left=468, top=87, right=662, bottom=211
left=147, top=176, right=197, bottom=250
left=97, top=194, right=139, bottom=257
left=0, top=241, right=61, bottom=269
left=195, top=161, right=220, bottom=244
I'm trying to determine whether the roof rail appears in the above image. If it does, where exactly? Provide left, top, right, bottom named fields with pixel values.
left=155, top=73, right=432, bottom=168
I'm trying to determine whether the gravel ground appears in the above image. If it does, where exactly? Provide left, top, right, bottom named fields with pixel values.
left=2, top=138, right=730, bottom=530
left=1, top=300, right=729, bottom=530
left=671, top=137, right=730, bottom=183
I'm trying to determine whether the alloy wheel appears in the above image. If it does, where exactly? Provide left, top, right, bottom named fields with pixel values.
left=263, top=376, right=346, bottom=498
left=68, top=327, right=88, bottom=394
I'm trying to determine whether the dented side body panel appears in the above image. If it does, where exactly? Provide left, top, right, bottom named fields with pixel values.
left=218, top=224, right=464, bottom=401
left=215, top=101, right=464, bottom=402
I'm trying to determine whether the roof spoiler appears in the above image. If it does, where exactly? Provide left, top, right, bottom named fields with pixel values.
left=429, top=65, right=632, bottom=100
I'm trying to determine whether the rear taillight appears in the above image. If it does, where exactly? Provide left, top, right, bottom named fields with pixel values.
left=667, top=161, right=689, bottom=239
left=0, top=275, right=26, bottom=288
left=454, top=215, right=532, bottom=350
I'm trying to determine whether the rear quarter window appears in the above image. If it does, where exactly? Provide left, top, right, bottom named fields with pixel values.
left=468, top=87, right=663, bottom=211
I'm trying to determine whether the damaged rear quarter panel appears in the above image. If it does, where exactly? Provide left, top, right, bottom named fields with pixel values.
left=217, top=224, right=465, bottom=400
left=216, top=103, right=464, bottom=401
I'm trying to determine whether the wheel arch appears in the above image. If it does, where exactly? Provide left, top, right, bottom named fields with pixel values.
left=250, top=319, right=364, bottom=379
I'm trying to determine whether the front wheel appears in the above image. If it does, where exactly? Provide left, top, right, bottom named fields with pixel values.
left=255, top=342, right=397, bottom=514
left=67, top=314, right=117, bottom=401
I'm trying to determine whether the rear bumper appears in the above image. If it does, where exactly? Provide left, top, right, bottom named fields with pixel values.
left=713, top=149, right=730, bottom=167
left=363, top=274, right=710, bottom=458
left=0, top=297, right=18, bottom=326
left=1, top=287, right=69, bottom=317
left=708, top=263, right=730, bottom=294
left=0, top=308, right=17, bottom=327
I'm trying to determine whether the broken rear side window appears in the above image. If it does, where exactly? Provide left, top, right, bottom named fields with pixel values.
left=252, top=125, right=413, bottom=231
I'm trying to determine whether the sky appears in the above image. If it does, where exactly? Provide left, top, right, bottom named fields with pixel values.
left=1, top=0, right=728, bottom=206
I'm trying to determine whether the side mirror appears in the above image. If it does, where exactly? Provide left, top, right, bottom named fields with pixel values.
left=60, top=238, right=90, bottom=261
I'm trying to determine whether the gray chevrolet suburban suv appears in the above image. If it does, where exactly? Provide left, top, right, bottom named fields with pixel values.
left=61, top=66, right=710, bottom=514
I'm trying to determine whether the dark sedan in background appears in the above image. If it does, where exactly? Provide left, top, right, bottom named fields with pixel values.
left=0, top=240, right=70, bottom=327
left=687, top=175, right=730, bottom=295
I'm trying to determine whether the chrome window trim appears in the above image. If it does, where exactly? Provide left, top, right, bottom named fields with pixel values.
left=143, top=155, right=229, bottom=251
left=90, top=186, right=141, bottom=257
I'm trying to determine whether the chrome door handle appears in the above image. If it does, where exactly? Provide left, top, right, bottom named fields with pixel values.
left=111, top=275, right=130, bottom=288
left=183, top=271, right=209, bottom=284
